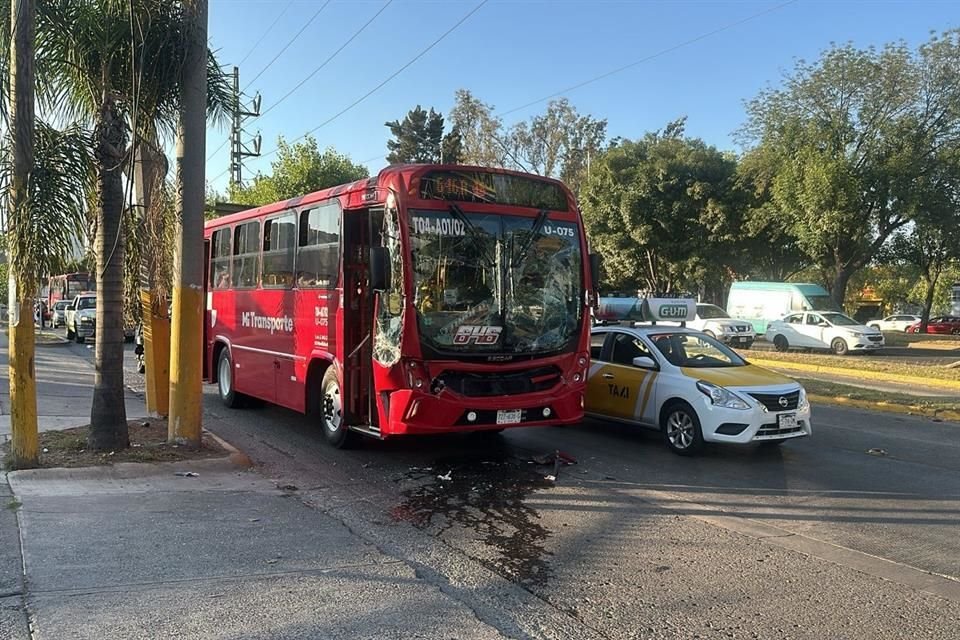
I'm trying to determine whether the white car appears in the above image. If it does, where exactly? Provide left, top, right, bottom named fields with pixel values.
left=587, top=325, right=811, bottom=455
left=867, top=314, right=921, bottom=333
left=765, top=311, right=884, bottom=355
left=688, top=303, right=756, bottom=348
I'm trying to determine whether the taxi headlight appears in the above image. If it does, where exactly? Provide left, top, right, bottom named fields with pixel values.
left=798, top=387, right=810, bottom=411
left=847, top=330, right=864, bottom=338
left=696, top=380, right=751, bottom=410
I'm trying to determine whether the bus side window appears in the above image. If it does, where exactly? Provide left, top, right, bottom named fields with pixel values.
left=233, top=221, right=260, bottom=288
left=297, top=202, right=341, bottom=289
left=262, top=213, right=296, bottom=288
left=210, top=228, right=232, bottom=289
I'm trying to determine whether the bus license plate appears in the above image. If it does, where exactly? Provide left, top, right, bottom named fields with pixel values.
left=496, top=409, right=522, bottom=425
left=777, top=413, right=798, bottom=430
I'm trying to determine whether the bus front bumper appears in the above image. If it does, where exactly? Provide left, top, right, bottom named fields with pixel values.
left=382, top=385, right=585, bottom=436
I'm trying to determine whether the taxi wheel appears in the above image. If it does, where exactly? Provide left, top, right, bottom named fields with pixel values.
left=773, top=335, right=789, bottom=352
left=661, top=402, right=704, bottom=456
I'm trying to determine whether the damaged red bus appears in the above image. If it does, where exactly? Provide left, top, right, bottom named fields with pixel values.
left=203, top=165, right=599, bottom=447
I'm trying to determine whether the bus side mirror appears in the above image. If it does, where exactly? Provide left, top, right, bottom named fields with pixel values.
left=370, top=247, right=390, bottom=291
left=589, top=253, right=602, bottom=292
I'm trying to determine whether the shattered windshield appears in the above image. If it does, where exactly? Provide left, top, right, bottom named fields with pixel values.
left=409, top=209, right=583, bottom=355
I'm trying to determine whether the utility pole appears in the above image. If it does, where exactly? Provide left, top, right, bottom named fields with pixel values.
left=7, top=0, right=38, bottom=468
left=229, top=66, right=261, bottom=187
left=168, top=0, right=207, bottom=446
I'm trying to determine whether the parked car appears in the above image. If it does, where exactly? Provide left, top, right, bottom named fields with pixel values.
left=905, top=316, right=960, bottom=335
left=687, top=303, right=756, bottom=348
left=765, top=311, right=885, bottom=355
left=587, top=325, right=811, bottom=455
left=51, top=300, right=71, bottom=327
left=726, top=281, right=841, bottom=335
left=867, top=314, right=921, bottom=333
left=65, top=293, right=97, bottom=343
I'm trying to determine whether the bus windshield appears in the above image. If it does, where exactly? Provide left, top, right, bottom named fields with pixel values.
left=409, top=209, right=582, bottom=355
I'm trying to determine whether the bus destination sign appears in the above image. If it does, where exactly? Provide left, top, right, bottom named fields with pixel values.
left=418, top=170, right=569, bottom=211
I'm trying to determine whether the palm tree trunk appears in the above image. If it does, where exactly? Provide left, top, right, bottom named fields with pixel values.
left=88, top=95, right=129, bottom=451
left=7, top=0, right=39, bottom=469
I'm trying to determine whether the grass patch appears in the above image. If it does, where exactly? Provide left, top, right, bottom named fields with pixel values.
left=739, top=349, right=960, bottom=382
left=5, top=498, right=21, bottom=511
left=797, top=377, right=960, bottom=415
left=1, top=418, right=226, bottom=469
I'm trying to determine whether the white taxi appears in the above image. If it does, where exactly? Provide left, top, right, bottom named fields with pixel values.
left=586, top=299, right=811, bottom=455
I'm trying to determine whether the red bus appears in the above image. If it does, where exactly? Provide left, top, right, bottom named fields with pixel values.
left=48, top=272, right=95, bottom=308
left=203, top=165, right=599, bottom=447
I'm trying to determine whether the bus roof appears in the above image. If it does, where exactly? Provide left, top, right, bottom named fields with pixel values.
left=204, top=164, right=577, bottom=231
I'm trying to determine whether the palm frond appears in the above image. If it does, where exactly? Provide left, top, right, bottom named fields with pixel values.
left=1, top=121, right=93, bottom=295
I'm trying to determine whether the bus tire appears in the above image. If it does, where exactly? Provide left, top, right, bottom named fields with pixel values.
left=217, top=349, right=242, bottom=409
left=320, top=368, right=356, bottom=449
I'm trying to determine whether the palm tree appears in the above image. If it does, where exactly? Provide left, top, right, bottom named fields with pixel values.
left=1, top=0, right=229, bottom=450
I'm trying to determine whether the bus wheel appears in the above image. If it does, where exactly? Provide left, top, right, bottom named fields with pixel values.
left=218, top=349, right=242, bottom=409
left=321, top=368, right=355, bottom=449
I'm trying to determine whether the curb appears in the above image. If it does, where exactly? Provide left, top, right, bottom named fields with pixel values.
left=203, top=429, right=254, bottom=468
left=807, top=393, right=960, bottom=423
left=748, top=357, right=960, bottom=392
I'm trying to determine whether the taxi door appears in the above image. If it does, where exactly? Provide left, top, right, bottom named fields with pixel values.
left=587, top=330, right=658, bottom=425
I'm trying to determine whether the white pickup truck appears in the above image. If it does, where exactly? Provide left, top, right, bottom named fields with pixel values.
left=65, top=293, right=97, bottom=343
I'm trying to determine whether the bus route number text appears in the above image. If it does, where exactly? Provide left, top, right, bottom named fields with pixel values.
left=412, top=217, right=465, bottom=237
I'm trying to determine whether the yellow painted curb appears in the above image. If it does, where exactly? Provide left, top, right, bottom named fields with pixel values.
left=748, top=357, right=960, bottom=392
left=807, top=393, right=960, bottom=423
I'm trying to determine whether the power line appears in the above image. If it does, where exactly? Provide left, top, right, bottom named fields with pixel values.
left=255, top=0, right=489, bottom=162
left=241, top=0, right=332, bottom=94
left=258, top=0, right=393, bottom=120
left=499, top=0, right=799, bottom=118
left=236, top=0, right=294, bottom=68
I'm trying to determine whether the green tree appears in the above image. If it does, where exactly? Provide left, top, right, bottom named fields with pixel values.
left=385, top=105, right=462, bottom=164
left=5, top=0, right=231, bottom=450
left=231, top=136, right=369, bottom=206
left=448, top=89, right=510, bottom=168
left=740, top=31, right=960, bottom=306
left=508, top=98, right=607, bottom=195
left=580, top=121, right=743, bottom=296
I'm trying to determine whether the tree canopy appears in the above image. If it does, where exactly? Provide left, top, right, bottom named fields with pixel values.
left=739, top=30, right=960, bottom=305
left=385, top=105, right=462, bottom=164
left=230, top=136, right=369, bottom=206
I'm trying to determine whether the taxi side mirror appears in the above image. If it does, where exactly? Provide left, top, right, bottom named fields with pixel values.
left=632, top=356, right=656, bottom=369
left=818, top=321, right=829, bottom=327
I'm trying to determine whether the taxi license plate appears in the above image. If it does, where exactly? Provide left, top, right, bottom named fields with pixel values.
left=496, top=410, right=522, bottom=425
left=777, top=413, right=798, bottom=430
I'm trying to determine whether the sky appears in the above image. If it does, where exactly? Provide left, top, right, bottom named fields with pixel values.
left=203, top=0, right=960, bottom=193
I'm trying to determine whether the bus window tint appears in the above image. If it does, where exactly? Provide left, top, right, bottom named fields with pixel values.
left=210, top=229, right=232, bottom=289
left=262, top=213, right=296, bottom=288
left=297, top=202, right=340, bottom=288
left=233, top=221, right=260, bottom=288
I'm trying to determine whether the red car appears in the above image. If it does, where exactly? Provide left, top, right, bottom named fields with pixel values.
left=906, top=316, right=960, bottom=334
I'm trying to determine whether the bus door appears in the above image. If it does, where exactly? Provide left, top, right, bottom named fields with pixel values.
left=202, top=239, right=210, bottom=380
left=342, top=208, right=383, bottom=428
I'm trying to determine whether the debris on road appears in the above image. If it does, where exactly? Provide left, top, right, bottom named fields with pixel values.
left=866, top=448, right=888, bottom=456
left=437, top=471, right=452, bottom=481
left=174, top=471, right=199, bottom=477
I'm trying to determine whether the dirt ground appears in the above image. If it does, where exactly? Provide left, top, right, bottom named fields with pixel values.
left=3, top=418, right=227, bottom=469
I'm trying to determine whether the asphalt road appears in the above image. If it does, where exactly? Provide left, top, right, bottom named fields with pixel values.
left=63, top=337, right=960, bottom=638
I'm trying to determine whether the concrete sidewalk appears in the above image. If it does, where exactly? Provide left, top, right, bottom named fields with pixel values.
left=3, top=458, right=502, bottom=640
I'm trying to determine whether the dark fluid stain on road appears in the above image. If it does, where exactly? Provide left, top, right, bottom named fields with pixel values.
left=390, top=453, right=554, bottom=587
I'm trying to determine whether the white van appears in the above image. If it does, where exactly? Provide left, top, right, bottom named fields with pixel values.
left=727, top=282, right=840, bottom=334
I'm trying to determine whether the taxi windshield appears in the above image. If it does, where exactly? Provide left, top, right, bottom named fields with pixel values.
left=650, top=332, right=746, bottom=368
